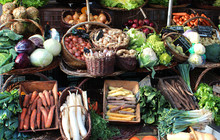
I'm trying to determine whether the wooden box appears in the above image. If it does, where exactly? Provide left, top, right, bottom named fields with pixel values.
left=103, top=80, right=140, bottom=123
left=18, top=81, right=59, bottom=132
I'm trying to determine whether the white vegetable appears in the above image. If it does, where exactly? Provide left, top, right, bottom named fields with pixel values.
left=76, top=95, right=87, bottom=138
left=188, top=54, right=203, bottom=66
left=30, top=48, right=53, bottom=67
left=67, top=92, right=80, bottom=140
left=82, top=91, right=88, bottom=110
left=43, top=38, right=61, bottom=56
left=60, top=103, right=71, bottom=140
left=194, top=43, right=206, bottom=55
left=77, top=94, right=86, bottom=125
left=183, top=31, right=200, bottom=44
left=167, top=132, right=194, bottom=140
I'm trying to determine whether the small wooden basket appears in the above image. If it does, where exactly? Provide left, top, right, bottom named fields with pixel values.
left=61, top=21, right=110, bottom=69
left=59, top=86, right=91, bottom=140
left=162, top=32, right=190, bottom=63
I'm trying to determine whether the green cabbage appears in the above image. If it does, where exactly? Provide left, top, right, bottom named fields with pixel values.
left=0, top=49, right=17, bottom=74
left=101, top=0, right=145, bottom=10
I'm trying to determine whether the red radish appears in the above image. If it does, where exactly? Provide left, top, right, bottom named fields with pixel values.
left=144, top=19, right=150, bottom=25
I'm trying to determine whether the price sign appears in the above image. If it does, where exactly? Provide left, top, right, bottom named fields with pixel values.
left=168, top=26, right=184, bottom=33
left=173, top=36, right=191, bottom=52
left=195, top=26, right=213, bottom=37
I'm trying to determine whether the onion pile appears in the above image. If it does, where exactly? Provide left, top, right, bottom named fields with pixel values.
left=64, top=12, right=109, bottom=25
left=64, top=35, right=91, bottom=61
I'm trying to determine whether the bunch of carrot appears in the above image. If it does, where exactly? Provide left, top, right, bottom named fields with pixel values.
left=20, top=90, right=56, bottom=131
left=172, top=12, right=211, bottom=27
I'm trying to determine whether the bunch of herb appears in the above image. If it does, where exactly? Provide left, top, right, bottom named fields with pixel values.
left=90, top=110, right=120, bottom=140
left=0, top=89, right=29, bottom=139
left=158, top=108, right=213, bottom=137
left=139, top=86, right=171, bottom=124
left=195, top=83, right=220, bottom=125
left=0, top=0, right=49, bottom=8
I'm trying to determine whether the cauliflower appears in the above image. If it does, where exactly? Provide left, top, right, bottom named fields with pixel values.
left=138, top=48, right=158, bottom=68
left=194, top=43, right=206, bottom=55
left=188, top=54, right=203, bottom=67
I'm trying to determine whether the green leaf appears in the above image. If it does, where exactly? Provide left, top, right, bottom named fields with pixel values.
left=5, top=117, right=18, bottom=131
left=0, top=62, right=15, bottom=74
left=0, top=36, right=9, bottom=42
left=4, top=127, right=14, bottom=140
left=145, top=115, right=155, bottom=124
left=1, top=29, right=23, bottom=41
left=0, top=109, right=12, bottom=120
left=0, top=125, right=4, bottom=139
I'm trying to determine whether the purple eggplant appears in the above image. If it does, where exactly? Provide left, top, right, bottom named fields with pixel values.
left=15, top=39, right=36, bottom=54
left=15, top=53, right=30, bottom=69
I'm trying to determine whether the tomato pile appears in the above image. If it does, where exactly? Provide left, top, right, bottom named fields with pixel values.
left=64, top=35, right=91, bottom=61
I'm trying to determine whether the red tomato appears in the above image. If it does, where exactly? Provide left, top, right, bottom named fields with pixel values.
left=142, top=136, right=157, bottom=140
left=129, top=137, right=140, bottom=140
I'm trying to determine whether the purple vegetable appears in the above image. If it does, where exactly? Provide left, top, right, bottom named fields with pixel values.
left=15, top=39, right=36, bottom=54
left=15, top=53, right=30, bottom=69
left=28, top=35, right=44, bottom=48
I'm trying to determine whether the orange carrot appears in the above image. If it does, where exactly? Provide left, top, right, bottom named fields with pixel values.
left=23, top=113, right=30, bottom=130
left=201, top=13, right=207, bottom=18
left=172, top=12, right=187, bottom=16
left=31, top=96, right=39, bottom=111
left=39, top=92, right=47, bottom=107
left=37, top=98, right=42, bottom=128
left=203, top=19, right=211, bottom=26
left=40, top=107, right=48, bottom=123
left=30, top=109, right=37, bottom=131
left=29, top=91, right=38, bottom=104
left=45, top=105, right=55, bottom=128
left=43, top=90, right=51, bottom=106
left=23, top=94, right=30, bottom=107
left=20, top=108, right=27, bottom=130
left=50, top=95, right=54, bottom=106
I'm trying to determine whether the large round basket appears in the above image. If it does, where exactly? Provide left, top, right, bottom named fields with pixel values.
left=162, top=32, right=190, bottom=63
left=99, top=0, right=148, bottom=11
left=59, top=86, right=91, bottom=140
left=61, top=21, right=110, bottom=69
left=61, top=9, right=112, bottom=28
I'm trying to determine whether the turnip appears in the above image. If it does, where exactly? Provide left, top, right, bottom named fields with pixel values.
left=26, top=7, right=39, bottom=20
left=13, top=6, right=27, bottom=19
left=0, top=13, right=13, bottom=27
left=11, top=22, right=26, bottom=34
left=2, top=2, right=16, bottom=14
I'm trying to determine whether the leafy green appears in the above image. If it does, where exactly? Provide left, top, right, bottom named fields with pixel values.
left=0, top=89, right=27, bottom=140
left=195, top=83, right=220, bottom=125
left=205, top=43, right=220, bottom=63
left=149, top=0, right=177, bottom=6
left=0, top=0, right=13, bottom=5
left=90, top=110, right=120, bottom=140
left=0, top=49, right=17, bottom=74
left=100, top=0, right=145, bottom=10
left=21, top=0, right=49, bottom=8
left=146, top=34, right=166, bottom=56
left=139, top=86, right=171, bottom=124
left=127, top=28, right=146, bottom=51
left=213, top=0, right=220, bottom=6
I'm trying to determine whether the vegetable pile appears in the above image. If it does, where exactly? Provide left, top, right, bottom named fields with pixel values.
left=0, top=89, right=28, bottom=139
left=0, top=0, right=48, bottom=8
left=139, top=86, right=171, bottom=124
left=60, top=90, right=89, bottom=139
left=105, top=86, right=137, bottom=121
left=20, top=90, right=56, bottom=131
left=195, top=83, right=220, bottom=126
left=64, top=9, right=109, bottom=25
left=64, top=29, right=91, bottom=61
left=158, top=108, right=213, bottom=137
left=100, top=0, right=145, bottom=10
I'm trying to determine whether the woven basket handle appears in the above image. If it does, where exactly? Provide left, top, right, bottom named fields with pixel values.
left=1, top=73, right=50, bottom=92
left=137, top=25, right=157, bottom=34
left=162, top=32, right=180, bottom=40
left=0, top=19, right=44, bottom=37
left=182, top=16, right=217, bottom=29
left=65, top=21, right=110, bottom=35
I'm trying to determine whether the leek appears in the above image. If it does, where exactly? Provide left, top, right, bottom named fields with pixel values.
left=158, top=108, right=213, bottom=137
left=178, top=64, right=193, bottom=93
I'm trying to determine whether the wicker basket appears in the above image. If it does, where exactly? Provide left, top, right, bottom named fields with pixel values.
left=59, top=86, right=91, bottom=140
left=162, top=32, right=190, bottom=63
left=61, top=21, right=110, bottom=69
left=61, top=9, right=112, bottom=28
left=0, top=19, right=44, bottom=38
left=116, top=49, right=137, bottom=71
left=89, top=28, right=129, bottom=50
left=209, top=80, right=220, bottom=97
left=84, top=48, right=116, bottom=76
